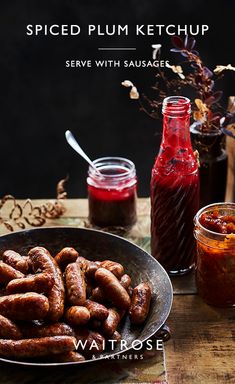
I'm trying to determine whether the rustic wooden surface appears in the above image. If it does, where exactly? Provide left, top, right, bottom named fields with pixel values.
left=165, top=295, right=235, bottom=384
left=0, top=198, right=234, bottom=384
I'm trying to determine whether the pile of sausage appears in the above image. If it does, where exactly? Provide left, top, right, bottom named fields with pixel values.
left=0, top=246, right=152, bottom=362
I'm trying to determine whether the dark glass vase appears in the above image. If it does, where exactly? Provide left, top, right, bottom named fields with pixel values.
left=190, top=123, right=228, bottom=208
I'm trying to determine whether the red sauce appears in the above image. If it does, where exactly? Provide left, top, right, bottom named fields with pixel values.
left=88, top=183, right=137, bottom=227
left=151, top=170, right=199, bottom=274
left=151, top=96, right=199, bottom=274
left=87, top=163, right=137, bottom=227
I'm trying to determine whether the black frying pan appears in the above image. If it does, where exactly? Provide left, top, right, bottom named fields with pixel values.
left=0, top=227, right=173, bottom=366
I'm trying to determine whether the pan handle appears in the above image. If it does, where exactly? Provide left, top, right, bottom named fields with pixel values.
left=154, top=324, right=171, bottom=342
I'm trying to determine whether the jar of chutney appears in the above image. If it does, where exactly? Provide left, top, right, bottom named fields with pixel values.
left=194, top=202, right=235, bottom=307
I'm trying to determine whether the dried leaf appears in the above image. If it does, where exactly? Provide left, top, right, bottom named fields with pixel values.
left=186, top=37, right=196, bottom=51
left=10, top=204, right=23, bottom=221
left=130, top=86, right=139, bottom=100
left=193, top=110, right=206, bottom=122
left=228, top=96, right=235, bottom=113
left=166, top=63, right=185, bottom=79
left=121, top=80, right=134, bottom=88
left=171, top=36, right=184, bottom=49
left=214, top=64, right=235, bottom=74
left=57, top=175, right=68, bottom=200
left=195, top=99, right=209, bottom=113
left=3, top=222, right=14, bottom=231
left=17, top=222, right=26, bottom=229
left=151, top=44, right=161, bottom=60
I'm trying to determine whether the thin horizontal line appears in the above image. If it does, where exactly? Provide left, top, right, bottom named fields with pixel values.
left=98, top=47, right=136, bottom=51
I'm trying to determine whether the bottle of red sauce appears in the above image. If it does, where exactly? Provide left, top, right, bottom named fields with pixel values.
left=151, top=96, right=199, bottom=275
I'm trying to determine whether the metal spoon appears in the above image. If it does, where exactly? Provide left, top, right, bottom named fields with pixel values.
left=65, top=130, right=103, bottom=176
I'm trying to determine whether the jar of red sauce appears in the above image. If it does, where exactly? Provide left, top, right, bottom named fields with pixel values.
left=194, top=203, right=235, bottom=307
left=87, top=157, right=137, bottom=227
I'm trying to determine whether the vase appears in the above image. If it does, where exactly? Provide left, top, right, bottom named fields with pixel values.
left=225, top=135, right=235, bottom=202
left=190, top=122, right=228, bottom=208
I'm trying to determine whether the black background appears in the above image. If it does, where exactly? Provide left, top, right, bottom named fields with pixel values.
left=0, top=0, right=234, bottom=198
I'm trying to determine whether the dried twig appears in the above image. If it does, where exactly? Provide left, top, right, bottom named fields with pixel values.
left=0, top=177, right=68, bottom=232
left=122, top=36, right=235, bottom=136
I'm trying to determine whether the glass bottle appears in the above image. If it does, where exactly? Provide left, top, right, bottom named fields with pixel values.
left=87, top=157, right=137, bottom=227
left=151, top=96, right=199, bottom=275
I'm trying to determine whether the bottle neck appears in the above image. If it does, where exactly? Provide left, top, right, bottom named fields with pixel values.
left=162, top=113, right=193, bottom=152
left=155, top=96, right=198, bottom=175
left=161, top=96, right=193, bottom=154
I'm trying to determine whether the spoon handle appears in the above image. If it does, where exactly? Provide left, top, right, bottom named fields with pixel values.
left=65, top=130, right=101, bottom=174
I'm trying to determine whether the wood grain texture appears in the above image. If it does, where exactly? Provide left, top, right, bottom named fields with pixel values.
left=165, top=295, right=235, bottom=384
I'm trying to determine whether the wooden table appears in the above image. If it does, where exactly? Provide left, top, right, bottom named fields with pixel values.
left=0, top=198, right=234, bottom=384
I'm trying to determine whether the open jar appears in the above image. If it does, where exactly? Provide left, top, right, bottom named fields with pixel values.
left=194, top=203, right=235, bottom=307
left=87, top=157, right=137, bottom=228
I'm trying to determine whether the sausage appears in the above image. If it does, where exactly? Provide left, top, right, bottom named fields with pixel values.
left=102, top=308, right=121, bottom=337
left=0, top=336, right=76, bottom=358
left=76, top=256, right=89, bottom=270
left=95, top=268, right=131, bottom=309
left=95, top=261, right=101, bottom=266
left=99, top=260, right=124, bottom=278
left=89, top=287, right=106, bottom=303
left=89, top=319, right=102, bottom=331
left=0, top=315, right=22, bottom=340
left=128, top=286, right=133, bottom=297
left=120, top=274, right=132, bottom=289
left=85, top=261, right=99, bottom=279
left=28, top=247, right=65, bottom=322
left=0, top=261, right=24, bottom=285
left=65, top=262, right=86, bottom=306
left=75, top=329, right=105, bottom=355
left=56, top=351, right=85, bottom=362
left=86, top=281, right=93, bottom=298
left=111, top=330, right=121, bottom=342
left=65, top=306, right=90, bottom=326
left=6, top=273, right=54, bottom=294
left=84, top=300, right=108, bottom=321
left=129, top=282, right=152, bottom=324
left=54, top=247, right=79, bottom=270
left=21, top=322, right=74, bottom=338
left=0, top=292, right=49, bottom=320
left=46, top=351, right=85, bottom=362
left=2, top=250, right=30, bottom=274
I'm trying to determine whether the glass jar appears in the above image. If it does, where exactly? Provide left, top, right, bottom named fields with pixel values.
left=151, top=96, right=199, bottom=275
left=191, top=122, right=228, bottom=208
left=87, top=157, right=137, bottom=227
left=194, top=203, right=235, bottom=307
